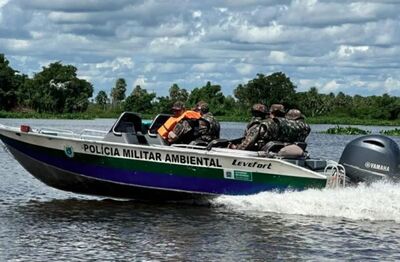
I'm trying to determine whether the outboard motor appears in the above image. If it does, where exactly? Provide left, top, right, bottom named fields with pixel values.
left=339, top=135, right=400, bottom=183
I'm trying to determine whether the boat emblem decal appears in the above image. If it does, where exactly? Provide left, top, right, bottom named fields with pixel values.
left=224, top=169, right=253, bottom=181
left=64, top=146, right=74, bottom=158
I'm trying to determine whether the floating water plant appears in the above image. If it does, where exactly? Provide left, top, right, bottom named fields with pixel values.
left=320, top=125, right=371, bottom=135
left=380, top=128, right=400, bottom=136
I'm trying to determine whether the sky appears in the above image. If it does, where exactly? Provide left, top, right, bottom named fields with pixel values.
left=1, top=0, right=400, bottom=98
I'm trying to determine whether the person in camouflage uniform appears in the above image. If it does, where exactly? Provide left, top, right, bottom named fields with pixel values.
left=194, top=101, right=220, bottom=143
left=272, top=109, right=310, bottom=143
left=284, top=109, right=311, bottom=142
left=268, top=104, right=286, bottom=119
left=232, top=104, right=279, bottom=151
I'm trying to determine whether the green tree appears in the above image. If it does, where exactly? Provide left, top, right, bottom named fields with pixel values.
left=0, top=54, right=18, bottom=110
left=234, top=72, right=296, bottom=109
left=169, top=83, right=188, bottom=103
left=296, top=87, right=328, bottom=117
left=124, top=85, right=156, bottom=113
left=95, top=90, right=109, bottom=110
left=367, top=94, right=400, bottom=120
left=15, top=74, right=33, bottom=109
left=30, top=62, right=93, bottom=113
left=221, top=95, right=240, bottom=116
left=154, top=96, right=174, bottom=114
left=188, top=81, right=225, bottom=114
left=111, top=78, right=127, bottom=108
left=63, top=78, right=93, bottom=112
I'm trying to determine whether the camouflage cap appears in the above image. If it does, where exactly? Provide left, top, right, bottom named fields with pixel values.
left=286, top=109, right=304, bottom=120
left=269, top=104, right=285, bottom=114
left=195, top=101, right=209, bottom=113
left=251, top=103, right=268, bottom=114
left=171, top=101, right=185, bottom=111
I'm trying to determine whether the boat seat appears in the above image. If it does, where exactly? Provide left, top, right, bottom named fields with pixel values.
left=145, top=133, right=169, bottom=146
left=263, top=141, right=287, bottom=153
left=276, top=144, right=306, bottom=159
left=147, top=114, right=172, bottom=138
left=264, top=141, right=308, bottom=153
left=143, top=113, right=172, bottom=146
left=264, top=141, right=309, bottom=159
left=305, top=159, right=328, bottom=171
left=294, top=142, right=307, bottom=151
left=103, top=112, right=149, bottom=145
left=206, top=137, right=244, bottom=150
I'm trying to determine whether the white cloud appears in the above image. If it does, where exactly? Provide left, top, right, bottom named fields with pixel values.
left=4, top=39, right=31, bottom=51
left=192, top=63, right=218, bottom=72
left=192, top=10, right=202, bottom=18
left=235, top=23, right=285, bottom=44
left=133, top=75, right=147, bottom=89
left=320, top=80, right=341, bottom=93
left=0, top=0, right=9, bottom=7
left=95, top=57, right=134, bottom=72
left=384, top=77, right=400, bottom=93
left=337, top=45, right=370, bottom=58
left=144, top=63, right=186, bottom=73
left=235, top=63, right=254, bottom=75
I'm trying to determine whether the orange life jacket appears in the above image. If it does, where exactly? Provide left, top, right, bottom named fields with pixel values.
left=157, top=110, right=201, bottom=139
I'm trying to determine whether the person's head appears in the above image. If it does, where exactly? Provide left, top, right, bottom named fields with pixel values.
left=269, top=104, right=285, bottom=118
left=194, top=101, right=209, bottom=115
left=286, top=109, right=305, bottom=121
left=171, top=101, right=185, bottom=117
left=251, top=103, right=268, bottom=118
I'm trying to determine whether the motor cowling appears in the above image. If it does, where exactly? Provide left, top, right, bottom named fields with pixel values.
left=339, top=135, right=400, bottom=183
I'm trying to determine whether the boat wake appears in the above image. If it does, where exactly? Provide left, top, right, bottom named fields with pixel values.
left=212, top=180, right=400, bottom=222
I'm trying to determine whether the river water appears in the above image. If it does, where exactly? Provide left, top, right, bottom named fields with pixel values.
left=1, top=119, right=400, bottom=261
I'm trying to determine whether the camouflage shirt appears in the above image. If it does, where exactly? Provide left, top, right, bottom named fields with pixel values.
left=197, top=112, right=220, bottom=143
left=168, top=119, right=198, bottom=144
left=237, top=118, right=279, bottom=151
left=275, top=117, right=311, bottom=143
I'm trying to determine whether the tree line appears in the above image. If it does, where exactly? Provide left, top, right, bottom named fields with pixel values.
left=1, top=53, right=400, bottom=120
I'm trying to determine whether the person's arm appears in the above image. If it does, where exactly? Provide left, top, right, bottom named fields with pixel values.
left=168, top=120, right=192, bottom=143
left=197, top=118, right=210, bottom=135
left=236, top=124, right=262, bottom=150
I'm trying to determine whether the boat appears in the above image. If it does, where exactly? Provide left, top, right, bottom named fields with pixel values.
left=0, top=112, right=398, bottom=201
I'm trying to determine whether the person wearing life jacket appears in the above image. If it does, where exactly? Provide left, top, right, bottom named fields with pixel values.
left=157, top=101, right=201, bottom=144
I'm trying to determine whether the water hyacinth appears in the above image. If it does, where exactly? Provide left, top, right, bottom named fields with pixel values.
left=380, top=128, right=400, bottom=136
left=320, top=125, right=371, bottom=135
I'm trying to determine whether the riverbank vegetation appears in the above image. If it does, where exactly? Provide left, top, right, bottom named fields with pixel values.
left=1, top=53, right=400, bottom=125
